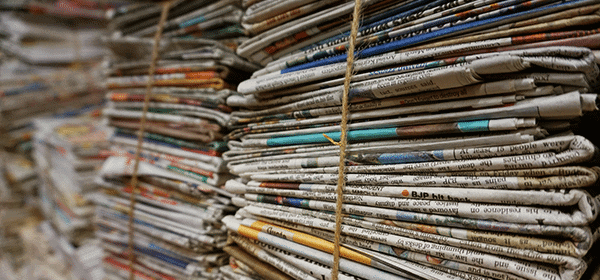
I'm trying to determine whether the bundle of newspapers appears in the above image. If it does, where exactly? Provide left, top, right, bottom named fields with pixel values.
left=0, top=219, right=103, bottom=280
left=107, top=0, right=248, bottom=49
left=0, top=151, right=42, bottom=276
left=0, top=11, right=108, bottom=64
left=0, top=64, right=105, bottom=155
left=1, top=149, right=104, bottom=280
left=222, top=0, right=600, bottom=280
left=96, top=7, right=259, bottom=276
left=32, top=118, right=110, bottom=246
left=0, top=10, right=108, bottom=155
left=0, top=2, right=115, bottom=279
left=0, top=153, right=38, bottom=271
left=31, top=117, right=109, bottom=280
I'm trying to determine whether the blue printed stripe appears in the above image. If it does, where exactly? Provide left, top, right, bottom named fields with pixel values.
left=266, top=128, right=398, bottom=146
left=301, top=0, right=451, bottom=51
left=282, top=0, right=583, bottom=73
left=457, top=120, right=489, bottom=132
left=179, top=15, right=206, bottom=28
left=377, top=150, right=446, bottom=164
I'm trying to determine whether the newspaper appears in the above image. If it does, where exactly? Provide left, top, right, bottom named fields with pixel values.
left=243, top=0, right=318, bottom=23
left=276, top=0, right=560, bottom=69
left=0, top=60, right=105, bottom=154
left=230, top=135, right=596, bottom=173
left=230, top=78, right=533, bottom=120
left=241, top=118, right=534, bottom=148
left=31, top=118, right=110, bottom=244
left=223, top=215, right=446, bottom=280
left=266, top=0, right=599, bottom=72
left=94, top=183, right=232, bottom=276
left=240, top=187, right=598, bottom=225
left=240, top=46, right=597, bottom=94
left=246, top=135, right=597, bottom=175
left=224, top=132, right=538, bottom=164
left=248, top=0, right=481, bottom=64
left=164, top=6, right=244, bottom=38
left=246, top=238, right=368, bottom=280
left=236, top=210, right=585, bottom=280
left=228, top=234, right=317, bottom=280
left=242, top=0, right=339, bottom=35
left=224, top=243, right=303, bottom=280
left=229, top=179, right=597, bottom=208
left=226, top=129, right=595, bottom=279
left=106, top=100, right=231, bottom=127
left=221, top=257, right=262, bottom=280
left=464, top=3, right=600, bottom=36
left=237, top=0, right=366, bottom=59
left=99, top=156, right=230, bottom=197
left=235, top=92, right=595, bottom=141
left=229, top=233, right=363, bottom=280
left=254, top=200, right=596, bottom=257
left=241, top=203, right=591, bottom=264
left=404, top=13, right=600, bottom=51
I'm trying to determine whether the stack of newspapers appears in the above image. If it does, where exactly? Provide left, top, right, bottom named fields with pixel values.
left=0, top=64, right=105, bottom=155
left=0, top=152, right=40, bottom=272
left=0, top=158, right=34, bottom=272
left=222, top=0, right=600, bottom=280
left=31, top=117, right=109, bottom=280
left=0, top=219, right=103, bottom=280
left=0, top=2, right=115, bottom=279
left=0, top=8, right=110, bottom=276
left=32, top=118, right=111, bottom=246
left=96, top=2, right=260, bottom=278
left=107, top=0, right=248, bottom=48
left=0, top=11, right=108, bottom=64
left=0, top=151, right=103, bottom=280
left=0, top=9, right=108, bottom=155
left=0, top=0, right=122, bottom=22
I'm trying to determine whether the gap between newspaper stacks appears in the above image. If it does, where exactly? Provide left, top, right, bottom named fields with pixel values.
left=125, top=2, right=172, bottom=280
left=332, top=0, right=363, bottom=279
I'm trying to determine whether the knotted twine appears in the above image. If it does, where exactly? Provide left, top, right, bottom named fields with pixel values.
left=126, top=2, right=172, bottom=280
left=331, top=0, right=363, bottom=279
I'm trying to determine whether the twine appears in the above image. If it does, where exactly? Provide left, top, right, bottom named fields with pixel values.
left=331, top=0, right=362, bottom=279
left=126, top=2, right=172, bottom=280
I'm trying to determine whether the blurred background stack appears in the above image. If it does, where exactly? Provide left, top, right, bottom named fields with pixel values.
left=0, top=1, right=120, bottom=279
left=0, top=1, right=112, bottom=155
left=32, top=118, right=110, bottom=280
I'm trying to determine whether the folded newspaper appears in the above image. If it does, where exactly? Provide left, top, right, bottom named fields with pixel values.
left=221, top=1, right=600, bottom=280
left=97, top=3, right=259, bottom=278
left=29, top=118, right=110, bottom=280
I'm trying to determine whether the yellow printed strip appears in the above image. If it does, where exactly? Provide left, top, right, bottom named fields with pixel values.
left=237, top=224, right=261, bottom=240
left=248, top=220, right=372, bottom=265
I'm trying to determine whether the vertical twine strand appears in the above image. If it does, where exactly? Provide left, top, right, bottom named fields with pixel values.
left=331, top=0, right=362, bottom=280
left=127, top=2, right=172, bottom=280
